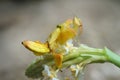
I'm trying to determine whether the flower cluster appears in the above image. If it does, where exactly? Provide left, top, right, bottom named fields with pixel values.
left=22, top=17, right=120, bottom=80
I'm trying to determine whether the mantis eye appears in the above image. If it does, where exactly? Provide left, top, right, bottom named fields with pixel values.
left=57, top=25, right=61, bottom=28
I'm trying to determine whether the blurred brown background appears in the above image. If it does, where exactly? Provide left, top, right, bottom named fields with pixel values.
left=0, top=0, right=120, bottom=80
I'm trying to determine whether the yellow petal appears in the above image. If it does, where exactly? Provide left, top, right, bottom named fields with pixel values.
left=56, top=26, right=76, bottom=45
left=63, top=19, right=72, bottom=27
left=47, top=28, right=60, bottom=45
left=73, top=17, right=83, bottom=34
left=22, top=40, right=50, bottom=55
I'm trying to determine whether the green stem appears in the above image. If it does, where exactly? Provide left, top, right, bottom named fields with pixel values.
left=62, top=57, right=83, bottom=68
left=25, top=45, right=120, bottom=79
left=105, top=47, right=120, bottom=68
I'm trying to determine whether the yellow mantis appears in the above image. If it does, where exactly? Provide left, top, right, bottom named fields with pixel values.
left=22, top=17, right=82, bottom=68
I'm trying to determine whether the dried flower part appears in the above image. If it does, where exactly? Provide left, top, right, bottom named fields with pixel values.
left=54, top=54, right=63, bottom=68
left=70, top=65, right=80, bottom=77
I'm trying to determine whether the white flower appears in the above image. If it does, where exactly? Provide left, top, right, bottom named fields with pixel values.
left=42, top=65, right=59, bottom=80
left=42, top=65, right=51, bottom=77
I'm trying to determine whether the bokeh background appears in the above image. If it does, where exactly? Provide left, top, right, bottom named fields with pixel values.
left=0, top=0, right=120, bottom=80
